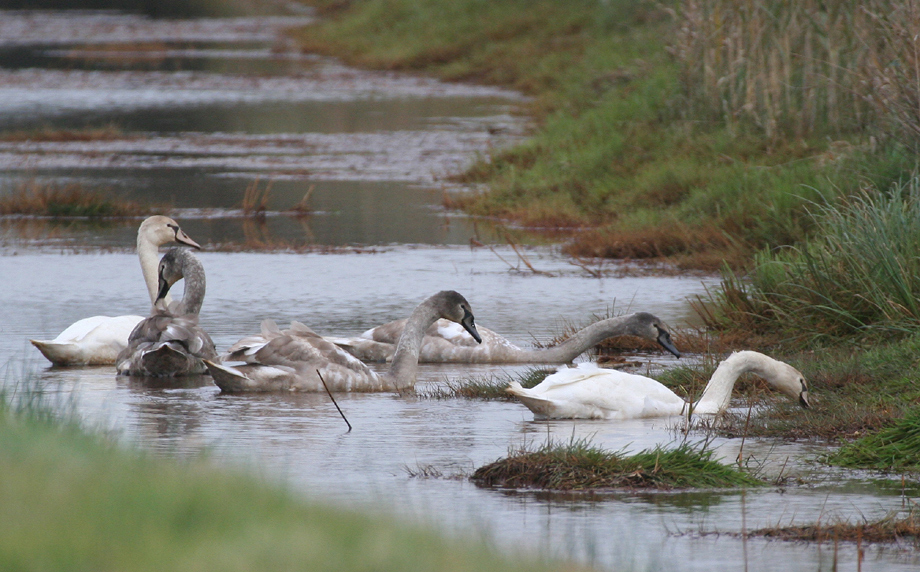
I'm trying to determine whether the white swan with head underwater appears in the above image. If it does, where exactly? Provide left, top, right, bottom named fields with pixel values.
left=116, top=248, right=217, bottom=377
left=30, top=216, right=200, bottom=366
left=507, top=351, right=810, bottom=420
left=330, top=311, right=680, bottom=363
left=205, top=290, right=481, bottom=393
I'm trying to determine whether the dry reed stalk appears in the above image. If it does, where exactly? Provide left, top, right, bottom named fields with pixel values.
left=241, top=178, right=274, bottom=218
left=672, top=0, right=882, bottom=139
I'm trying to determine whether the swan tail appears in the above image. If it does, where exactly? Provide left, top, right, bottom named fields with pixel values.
left=506, top=381, right=556, bottom=419
left=30, top=339, right=115, bottom=366
left=204, top=360, right=254, bottom=392
left=141, top=344, right=206, bottom=376
left=505, top=380, right=530, bottom=397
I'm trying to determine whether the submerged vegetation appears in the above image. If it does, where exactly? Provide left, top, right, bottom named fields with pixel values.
left=472, top=438, right=761, bottom=491
left=745, top=508, right=920, bottom=547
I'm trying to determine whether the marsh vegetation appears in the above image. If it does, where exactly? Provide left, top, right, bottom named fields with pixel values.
left=472, top=438, right=762, bottom=491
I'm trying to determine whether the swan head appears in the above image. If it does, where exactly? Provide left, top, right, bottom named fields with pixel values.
left=433, top=290, right=481, bottom=344
left=738, top=351, right=810, bottom=409
left=139, top=215, right=201, bottom=250
left=632, top=312, right=681, bottom=358
left=155, top=248, right=202, bottom=303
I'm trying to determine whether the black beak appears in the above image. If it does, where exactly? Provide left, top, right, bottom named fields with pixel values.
left=799, top=390, right=811, bottom=409
left=156, top=272, right=171, bottom=303
left=656, top=327, right=681, bottom=358
left=462, top=308, right=482, bottom=344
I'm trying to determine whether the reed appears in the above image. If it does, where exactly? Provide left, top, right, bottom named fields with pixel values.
left=702, top=175, right=920, bottom=342
left=241, top=179, right=273, bottom=219
left=472, top=437, right=762, bottom=491
left=671, top=0, right=878, bottom=139
left=0, top=181, right=149, bottom=218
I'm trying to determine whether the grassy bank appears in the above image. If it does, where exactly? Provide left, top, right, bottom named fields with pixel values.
left=294, top=0, right=914, bottom=269
left=0, top=395, right=582, bottom=572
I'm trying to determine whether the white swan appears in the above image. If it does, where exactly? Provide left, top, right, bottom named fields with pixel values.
left=30, top=216, right=200, bottom=366
left=507, top=351, right=810, bottom=420
left=205, top=290, right=481, bottom=393
left=116, top=248, right=217, bottom=377
left=330, top=311, right=680, bottom=363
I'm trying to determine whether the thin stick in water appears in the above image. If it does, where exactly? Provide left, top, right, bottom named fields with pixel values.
left=317, top=369, right=352, bottom=432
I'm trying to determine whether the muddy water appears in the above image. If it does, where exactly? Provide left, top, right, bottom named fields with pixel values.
left=1, top=7, right=918, bottom=572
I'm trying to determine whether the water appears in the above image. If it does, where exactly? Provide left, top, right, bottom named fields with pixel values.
left=1, top=6, right=918, bottom=572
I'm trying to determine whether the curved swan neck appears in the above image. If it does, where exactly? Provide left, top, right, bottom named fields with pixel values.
left=175, top=258, right=206, bottom=316
left=691, top=352, right=770, bottom=415
left=137, top=232, right=168, bottom=305
left=516, top=314, right=643, bottom=363
left=385, top=298, right=442, bottom=389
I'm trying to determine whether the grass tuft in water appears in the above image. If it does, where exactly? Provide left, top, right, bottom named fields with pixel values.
left=745, top=507, right=920, bottom=546
left=0, top=181, right=150, bottom=218
left=826, top=408, right=920, bottom=472
left=471, top=438, right=762, bottom=491
left=424, top=368, right=553, bottom=400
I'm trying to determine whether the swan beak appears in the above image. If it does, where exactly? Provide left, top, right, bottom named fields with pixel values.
left=156, top=271, right=172, bottom=303
left=461, top=308, right=482, bottom=344
left=799, top=390, right=811, bottom=409
left=655, top=327, right=681, bottom=358
left=175, top=227, right=201, bottom=250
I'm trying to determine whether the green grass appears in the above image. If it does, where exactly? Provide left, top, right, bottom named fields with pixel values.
left=472, top=437, right=762, bottom=490
left=0, top=388, right=584, bottom=572
left=654, top=337, right=920, bottom=443
left=701, top=174, right=920, bottom=345
left=826, top=408, right=920, bottom=473
left=294, top=0, right=909, bottom=269
left=424, top=368, right=553, bottom=400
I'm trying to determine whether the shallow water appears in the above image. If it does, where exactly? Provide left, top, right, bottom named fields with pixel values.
left=1, top=6, right=918, bottom=572
left=8, top=249, right=919, bottom=571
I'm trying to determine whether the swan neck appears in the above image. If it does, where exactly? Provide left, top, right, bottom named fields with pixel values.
left=176, top=263, right=206, bottom=315
left=692, top=353, right=758, bottom=415
left=519, top=315, right=637, bottom=363
left=385, top=300, right=439, bottom=389
left=137, top=233, right=169, bottom=304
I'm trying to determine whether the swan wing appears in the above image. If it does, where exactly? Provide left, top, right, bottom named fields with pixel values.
left=51, top=315, right=142, bottom=344
left=344, top=319, right=514, bottom=363
left=512, top=363, right=686, bottom=419
left=116, top=309, right=216, bottom=376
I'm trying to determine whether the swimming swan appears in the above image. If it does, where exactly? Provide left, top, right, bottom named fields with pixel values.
left=330, top=312, right=680, bottom=363
left=30, top=216, right=200, bottom=366
left=205, top=290, right=481, bottom=393
left=507, top=351, right=810, bottom=420
left=116, top=248, right=217, bottom=377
